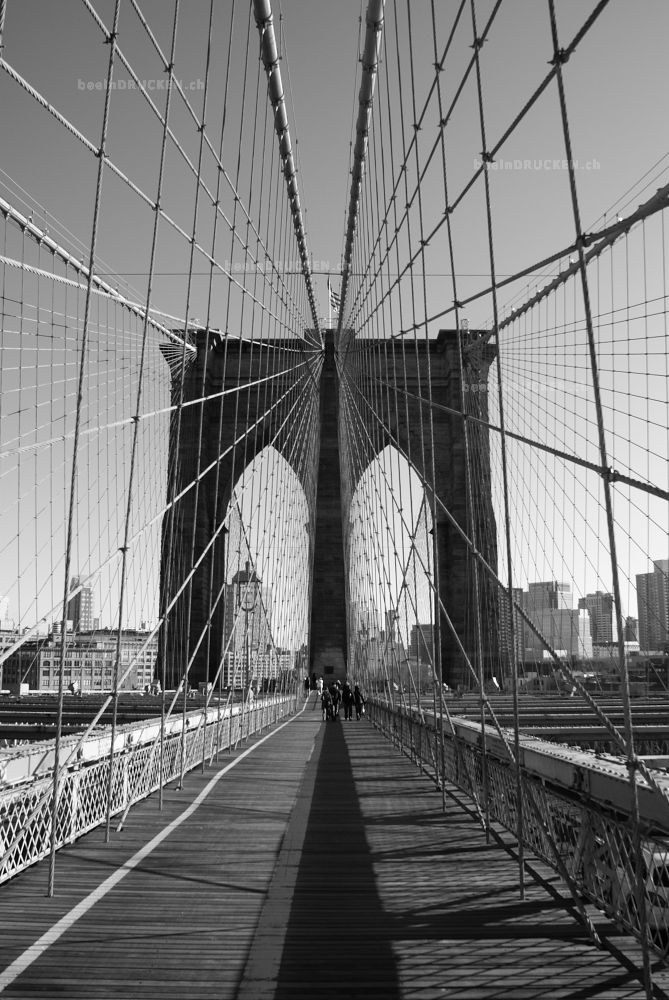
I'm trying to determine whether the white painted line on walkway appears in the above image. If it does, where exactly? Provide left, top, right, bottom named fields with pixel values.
left=0, top=700, right=310, bottom=993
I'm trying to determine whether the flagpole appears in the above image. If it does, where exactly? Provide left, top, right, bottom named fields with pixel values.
left=328, top=277, right=332, bottom=328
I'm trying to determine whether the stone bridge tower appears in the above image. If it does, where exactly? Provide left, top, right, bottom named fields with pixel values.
left=339, top=329, right=500, bottom=690
left=159, top=332, right=319, bottom=688
left=161, top=328, right=500, bottom=690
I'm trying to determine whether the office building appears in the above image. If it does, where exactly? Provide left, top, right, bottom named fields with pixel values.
left=66, top=577, right=95, bottom=633
left=408, top=624, right=437, bottom=664
left=578, top=591, right=614, bottom=645
left=636, top=560, right=669, bottom=652
left=527, top=581, right=571, bottom=613
left=524, top=608, right=592, bottom=660
left=624, top=617, right=638, bottom=642
left=498, top=586, right=525, bottom=665
left=222, top=562, right=272, bottom=686
left=522, top=581, right=592, bottom=660
left=2, top=628, right=157, bottom=693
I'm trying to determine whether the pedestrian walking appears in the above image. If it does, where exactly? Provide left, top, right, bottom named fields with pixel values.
left=342, top=681, right=354, bottom=720
left=329, top=681, right=341, bottom=720
left=353, top=683, right=366, bottom=720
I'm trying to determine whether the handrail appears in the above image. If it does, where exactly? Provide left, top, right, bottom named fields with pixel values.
left=0, top=692, right=299, bottom=885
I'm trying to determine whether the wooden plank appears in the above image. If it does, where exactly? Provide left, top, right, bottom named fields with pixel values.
left=0, top=699, right=664, bottom=999
left=0, top=709, right=320, bottom=999
left=238, top=713, right=663, bottom=999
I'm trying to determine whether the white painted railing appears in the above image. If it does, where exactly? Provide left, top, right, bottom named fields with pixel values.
left=0, top=692, right=299, bottom=885
left=368, top=699, right=669, bottom=961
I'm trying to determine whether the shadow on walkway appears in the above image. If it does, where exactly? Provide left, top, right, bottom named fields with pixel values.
left=275, top=719, right=400, bottom=997
left=239, top=717, right=401, bottom=999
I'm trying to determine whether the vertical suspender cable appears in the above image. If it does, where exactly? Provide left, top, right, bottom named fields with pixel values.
left=430, top=0, right=469, bottom=811
left=547, top=4, right=651, bottom=993
left=235, top=25, right=264, bottom=742
left=213, top=6, right=252, bottom=746
left=406, top=0, right=454, bottom=778
left=227, top=6, right=254, bottom=746
left=48, top=0, right=121, bottom=897
left=105, top=0, right=182, bottom=839
left=177, top=0, right=215, bottom=790
left=201, top=0, right=236, bottom=766
left=457, top=324, right=489, bottom=835
left=392, top=0, right=419, bottom=723
left=468, top=0, right=524, bottom=895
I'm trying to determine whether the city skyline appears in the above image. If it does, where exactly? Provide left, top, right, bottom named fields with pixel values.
left=2, top=550, right=666, bottom=647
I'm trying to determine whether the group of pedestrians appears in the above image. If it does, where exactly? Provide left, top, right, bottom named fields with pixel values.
left=318, top=678, right=365, bottom=722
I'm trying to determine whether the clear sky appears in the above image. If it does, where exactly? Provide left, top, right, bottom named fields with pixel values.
left=1, top=1, right=667, bottom=319
left=0, top=1, right=667, bottom=644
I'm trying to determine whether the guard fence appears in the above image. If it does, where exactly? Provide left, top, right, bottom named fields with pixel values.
left=368, top=698, right=669, bottom=962
left=0, top=691, right=300, bottom=885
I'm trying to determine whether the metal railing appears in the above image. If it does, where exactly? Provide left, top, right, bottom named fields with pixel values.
left=369, top=699, right=669, bottom=960
left=0, top=692, right=299, bottom=885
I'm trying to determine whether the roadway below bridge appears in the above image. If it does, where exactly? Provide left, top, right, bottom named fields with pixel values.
left=445, top=693, right=669, bottom=755
left=0, top=694, right=666, bottom=999
left=0, top=692, right=238, bottom=744
left=5, top=691, right=669, bottom=748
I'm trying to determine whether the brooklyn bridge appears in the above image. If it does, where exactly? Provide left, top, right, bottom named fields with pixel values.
left=0, top=1, right=668, bottom=997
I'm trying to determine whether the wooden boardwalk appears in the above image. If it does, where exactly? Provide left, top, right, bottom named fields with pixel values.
left=0, top=695, right=666, bottom=999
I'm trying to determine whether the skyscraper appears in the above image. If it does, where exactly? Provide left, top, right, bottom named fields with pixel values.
left=527, top=581, right=571, bottom=612
left=523, top=581, right=591, bottom=660
left=636, top=560, right=669, bottom=652
left=222, top=562, right=272, bottom=685
left=498, top=587, right=525, bottom=664
left=66, top=577, right=94, bottom=633
left=624, top=617, right=638, bottom=642
left=408, top=624, right=436, bottom=664
left=577, top=591, right=614, bottom=645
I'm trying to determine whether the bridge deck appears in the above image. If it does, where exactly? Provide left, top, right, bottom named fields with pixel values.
left=0, top=696, right=664, bottom=999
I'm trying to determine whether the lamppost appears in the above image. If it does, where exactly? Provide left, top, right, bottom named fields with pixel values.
left=358, top=623, right=368, bottom=685
left=389, top=610, right=400, bottom=703
left=240, top=579, right=257, bottom=699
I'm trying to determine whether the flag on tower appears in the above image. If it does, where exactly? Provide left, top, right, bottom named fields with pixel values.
left=328, top=277, right=341, bottom=314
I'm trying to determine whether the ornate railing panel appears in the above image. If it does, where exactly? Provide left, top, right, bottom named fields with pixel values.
left=0, top=694, right=298, bottom=885
left=369, top=700, right=669, bottom=959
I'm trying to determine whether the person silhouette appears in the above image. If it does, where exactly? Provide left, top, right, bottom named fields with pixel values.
left=353, top=683, right=365, bottom=720
left=342, top=681, right=354, bottom=720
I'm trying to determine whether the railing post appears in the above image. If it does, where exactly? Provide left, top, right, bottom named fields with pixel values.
left=123, top=751, right=130, bottom=813
left=70, top=768, right=79, bottom=845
